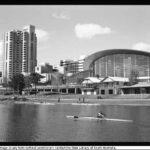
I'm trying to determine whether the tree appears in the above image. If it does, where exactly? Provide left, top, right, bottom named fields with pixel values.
left=44, top=79, right=51, bottom=85
left=128, top=69, right=139, bottom=85
left=62, top=75, right=66, bottom=84
left=24, top=75, right=32, bottom=94
left=95, top=74, right=100, bottom=78
left=9, top=73, right=25, bottom=95
left=30, top=73, right=44, bottom=95
left=77, top=77, right=84, bottom=84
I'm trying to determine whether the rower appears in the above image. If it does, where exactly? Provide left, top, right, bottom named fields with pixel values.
left=97, top=111, right=105, bottom=118
left=74, top=115, right=79, bottom=119
left=58, top=97, right=60, bottom=103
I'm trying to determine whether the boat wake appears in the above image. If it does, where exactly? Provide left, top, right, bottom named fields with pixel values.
left=15, top=101, right=55, bottom=105
left=72, top=103, right=100, bottom=106
left=66, top=115, right=133, bottom=122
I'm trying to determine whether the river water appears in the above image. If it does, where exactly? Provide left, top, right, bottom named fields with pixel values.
left=0, top=102, right=150, bottom=142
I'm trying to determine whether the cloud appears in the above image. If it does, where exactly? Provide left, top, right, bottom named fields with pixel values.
left=75, top=23, right=112, bottom=39
left=52, top=12, right=70, bottom=20
left=132, top=42, right=150, bottom=52
left=35, top=29, right=49, bottom=42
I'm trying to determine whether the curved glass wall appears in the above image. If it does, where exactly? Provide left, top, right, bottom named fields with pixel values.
left=91, top=54, right=150, bottom=78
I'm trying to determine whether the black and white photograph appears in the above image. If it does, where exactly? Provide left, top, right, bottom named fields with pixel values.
left=0, top=4, right=150, bottom=148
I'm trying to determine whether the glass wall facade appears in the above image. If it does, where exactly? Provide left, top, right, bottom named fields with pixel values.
left=92, top=54, right=150, bottom=78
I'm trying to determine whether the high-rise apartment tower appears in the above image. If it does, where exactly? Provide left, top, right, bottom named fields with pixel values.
left=3, top=25, right=37, bottom=83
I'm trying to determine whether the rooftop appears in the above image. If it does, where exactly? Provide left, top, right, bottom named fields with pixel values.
left=121, top=82, right=150, bottom=88
left=101, top=76, right=129, bottom=83
left=82, top=77, right=103, bottom=84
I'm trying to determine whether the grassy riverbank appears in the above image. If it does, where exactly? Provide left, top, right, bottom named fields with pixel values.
left=1, top=93, right=150, bottom=106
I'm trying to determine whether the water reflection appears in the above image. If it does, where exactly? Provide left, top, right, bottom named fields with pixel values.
left=0, top=103, right=149, bottom=142
left=0, top=104, right=39, bottom=141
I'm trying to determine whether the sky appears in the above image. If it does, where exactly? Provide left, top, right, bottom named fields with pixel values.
left=0, top=5, right=150, bottom=67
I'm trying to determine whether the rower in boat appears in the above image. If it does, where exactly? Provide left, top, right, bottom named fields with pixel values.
left=97, top=111, right=105, bottom=118
left=74, top=115, right=79, bottom=119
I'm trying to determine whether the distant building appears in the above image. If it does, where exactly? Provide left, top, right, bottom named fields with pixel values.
left=35, top=63, right=63, bottom=85
left=82, top=49, right=150, bottom=96
left=3, top=25, right=37, bottom=83
left=78, top=55, right=86, bottom=72
left=52, top=65, right=59, bottom=72
left=60, top=55, right=86, bottom=76
left=60, top=59, right=79, bottom=76
left=84, top=49, right=150, bottom=79
left=22, top=25, right=37, bottom=73
left=0, top=41, right=3, bottom=84
left=35, top=63, right=53, bottom=74
left=66, top=70, right=91, bottom=85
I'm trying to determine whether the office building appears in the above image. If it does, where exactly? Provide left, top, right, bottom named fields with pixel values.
left=3, top=25, right=37, bottom=83
left=82, top=49, right=150, bottom=95
left=35, top=63, right=53, bottom=74
left=84, top=49, right=150, bottom=79
left=60, top=55, right=86, bottom=76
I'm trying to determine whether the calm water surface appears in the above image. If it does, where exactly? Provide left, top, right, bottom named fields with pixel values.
left=0, top=102, right=150, bottom=142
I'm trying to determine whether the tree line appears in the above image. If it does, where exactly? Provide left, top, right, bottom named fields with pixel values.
left=6, top=73, right=44, bottom=95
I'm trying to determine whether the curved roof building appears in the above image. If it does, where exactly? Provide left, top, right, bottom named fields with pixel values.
left=83, top=49, right=150, bottom=78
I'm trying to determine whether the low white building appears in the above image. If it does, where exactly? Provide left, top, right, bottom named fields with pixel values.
left=81, top=76, right=129, bottom=96
left=39, top=73, right=52, bottom=83
left=81, top=77, right=103, bottom=95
